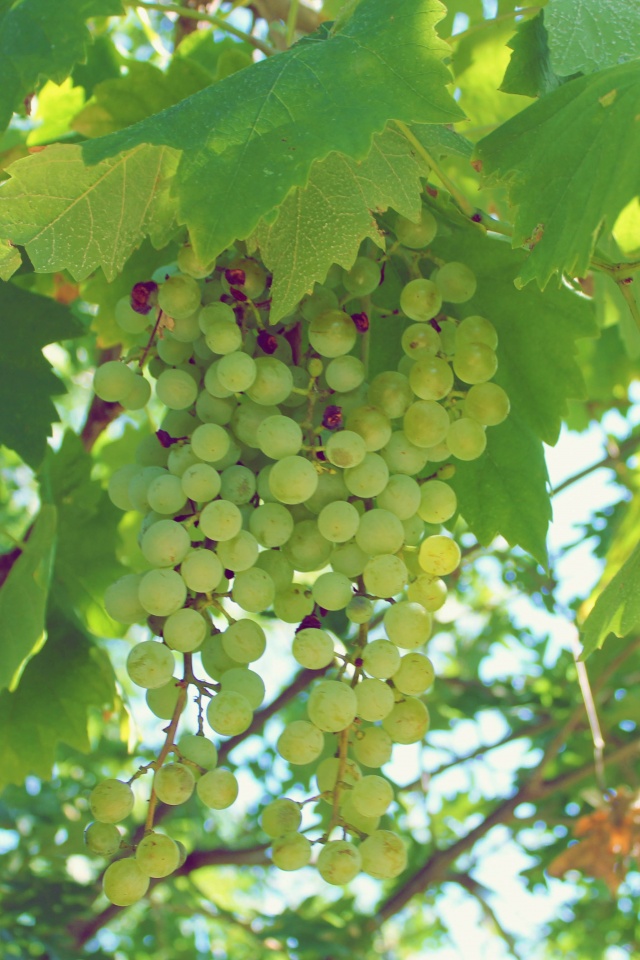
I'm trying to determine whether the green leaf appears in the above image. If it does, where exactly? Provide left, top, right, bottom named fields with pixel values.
left=0, top=0, right=123, bottom=135
left=0, top=238, right=20, bottom=278
left=0, top=282, right=81, bottom=466
left=0, top=142, right=179, bottom=281
left=81, top=0, right=463, bottom=263
left=0, top=609, right=115, bottom=789
left=476, top=61, right=640, bottom=288
left=255, top=124, right=431, bottom=323
left=580, top=541, right=640, bottom=658
left=411, top=122, right=473, bottom=160
left=26, top=78, right=85, bottom=146
left=500, top=13, right=563, bottom=99
left=544, top=0, right=640, bottom=76
left=0, top=506, right=56, bottom=692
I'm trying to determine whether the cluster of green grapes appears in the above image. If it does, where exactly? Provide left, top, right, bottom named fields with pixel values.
left=88, top=205, right=510, bottom=904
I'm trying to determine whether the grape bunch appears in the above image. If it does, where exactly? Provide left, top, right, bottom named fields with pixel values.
left=88, top=205, right=510, bottom=903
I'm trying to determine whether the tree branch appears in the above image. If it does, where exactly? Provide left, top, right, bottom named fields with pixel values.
left=551, top=433, right=640, bottom=496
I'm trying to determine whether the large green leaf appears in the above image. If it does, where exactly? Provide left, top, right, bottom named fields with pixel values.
left=78, top=0, right=463, bottom=265
left=476, top=61, right=640, bottom=287
left=544, top=0, right=640, bottom=76
left=0, top=610, right=115, bottom=789
left=0, top=237, right=19, bottom=278
left=0, top=142, right=179, bottom=280
left=580, top=541, right=640, bottom=659
left=500, top=13, right=562, bottom=99
left=0, top=282, right=81, bottom=466
left=0, top=506, right=56, bottom=692
left=0, top=0, right=123, bottom=134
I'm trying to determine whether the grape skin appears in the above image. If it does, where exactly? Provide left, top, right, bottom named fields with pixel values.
left=103, top=858, right=150, bottom=906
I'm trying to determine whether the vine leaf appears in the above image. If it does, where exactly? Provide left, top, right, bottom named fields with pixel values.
left=0, top=142, right=179, bottom=280
left=500, top=13, right=563, bottom=99
left=580, top=541, right=640, bottom=659
left=544, top=0, right=640, bottom=76
left=0, top=282, right=81, bottom=466
left=0, top=506, right=57, bottom=693
left=476, top=61, right=640, bottom=288
left=0, top=237, right=20, bottom=279
left=0, top=0, right=123, bottom=135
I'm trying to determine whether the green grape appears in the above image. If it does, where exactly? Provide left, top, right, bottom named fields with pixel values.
left=226, top=258, right=267, bottom=299
left=156, top=368, right=199, bottom=410
left=434, top=261, right=477, bottom=303
left=180, top=549, right=223, bottom=593
left=196, top=768, right=238, bottom=808
left=359, top=829, right=407, bottom=879
left=115, top=295, right=150, bottom=334
left=408, top=574, right=447, bottom=611
left=311, top=571, right=353, bottom=611
left=141, top=519, right=191, bottom=567
left=345, top=595, right=374, bottom=624
left=355, top=678, right=395, bottom=722
left=409, top=356, right=454, bottom=401
left=453, top=343, right=498, bottom=384
left=343, top=452, right=389, bottom=498
left=93, top=361, right=138, bottom=403
left=376, top=474, right=421, bottom=520
left=136, top=832, right=180, bottom=878
left=200, top=634, right=242, bottom=680
left=403, top=400, right=450, bottom=449
left=167, top=443, right=200, bottom=478
left=204, top=360, right=234, bottom=399
left=104, top=574, right=146, bottom=624
left=216, top=530, right=259, bottom=572
left=146, top=680, right=185, bottom=720
left=246, top=357, right=293, bottom=405
left=368, top=371, right=413, bottom=419
left=220, top=465, right=256, bottom=504
left=181, top=463, right=221, bottom=503
left=382, top=431, right=429, bottom=476
left=203, top=319, right=243, bottom=357
left=309, top=309, right=357, bottom=358
left=400, top=278, right=442, bottom=322
left=178, top=733, right=218, bottom=770
left=393, top=652, right=435, bottom=696
left=108, top=464, right=142, bottom=511
left=256, top=415, right=303, bottom=459
left=121, top=374, right=152, bottom=411
left=283, top=520, right=333, bottom=572
left=126, top=640, right=175, bottom=689
left=346, top=405, right=392, bottom=451
left=249, top=503, right=294, bottom=548
left=138, top=568, right=187, bottom=616
left=316, top=756, right=361, bottom=796
left=277, top=720, right=324, bottom=764
left=199, top=301, right=236, bottom=332
left=382, top=697, right=430, bottom=744
left=418, top=480, right=457, bottom=523
left=255, top=550, right=294, bottom=593
left=403, top=513, right=425, bottom=546
left=261, top=799, right=301, bottom=838
left=330, top=541, right=369, bottom=579
left=464, top=382, right=510, bottom=426
left=363, top=554, right=408, bottom=598
left=216, top=351, right=257, bottom=393
left=157, top=335, right=193, bottom=365
left=343, top=256, right=381, bottom=295
left=158, top=274, right=201, bottom=319
left=394, top=208, right=437, bottom=248
left=154, top=762, right=196, bottom=805
left=269, top=455, right=319, bottom=504
left=146, top=473, right=187, bottom=515
left=355, top=508, right=405, bottom=556
left=340, top=793, right=381, bottom=836
left=221, top=619, right=266, bottom=663
left=418, top=534, right=460, bottom=576
left=271, top=832, right=312, bottom=871
left=325, top=430, right=367, bottom=468
left=455, top=314, right=498, bottom=349
left=163, top=608, right=207, bottom=652
left=353, top=726, right=393, bottom=767
left=401, top=322, right=440, bottom=358
left=199, top=499, right=242, bottom=541
left=307, top=680, right=357, bottom=733
left=207, top=689, right=253, bottom=736
left=90, top=779, right=134, bottom=823
left=178, top=245, right=216, bottom=279
left=351, top=774, right=394, bottom=816
left=317, top=840, right=362, bottom=884
left=169, top=311, right=201, bottom=343
left=103, top=859, right=150, bottom=906
left=446, top=418, right=487, bottom=460
left=220, top=666, right=265, bottom=710
left=316, top=501, right=359, bottom=544
left=292, top=627, right=335, bottom=669
left=231, top=398, right=278, bottom=448
left=190, top=423, right=230, bottom=463
left=306, top=474, right=350, bottom=517
left=301, top=284, right=339, bottom=322
left=232, top=567, right=275, bottom=613
left=325, top=355, right=365, bottom=392
left=196, top=390, right=234, bottom=426
left=129, top=466, right=166, bottom=512
left=84, top=821, right=121, bottom=857
left=273, top=584, right=314, bottom=623
left=383, top=600, right=432, bottom=650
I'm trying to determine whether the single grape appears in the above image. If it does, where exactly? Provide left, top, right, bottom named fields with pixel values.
left=115, top=295, right=150, bottom=334
left=256, top=415, right=303, bottom=459
left=351, top=774, right=394, bottom=817
left=384, top=600, right=432, bottom=650
left=355, top=678, right=395, bottom=721
left=330, top=541, right=369, bottom=579
left=163, top=607, right=207, bottom=652
left=283, top=520, right=333, bottom=572
left=311, top=572, right=353, bottom=611
left=271, top=832, right=312, bottom=871
left=93, top=361, right=137, bottom=403
left=196, top=768, right=238, bottom=808
left=309, top=309, right=357, bottom=358
left=409, top=356, right=454, bottom=401
left=219, top=666, right=265, bottom=710
left=453, top=343, right=498, bottom=384
left=393, top=652, right=435, bottom=696
left=158, top=274, right=201, bottom=319
left=418, top=480, right=457, bottom=523
left=306, top=470, right=349, bottom=514
left=418, top=535, right=461, bottom=576
left=446, top=417, right=487, bottom=460
left=216, top=351, right=257, bottom=393
left=246, top=357, right=293, bottom=405
left=269, top=455, right=319, bottom=504
left=216, top=530, right=259, bottom=572
left=207, top=690, right=253, bottom=736
left=325, top=430, right=367, bottom=469
left=249, top=502, right=294, bottom=548
left=362, top=554, right=408, bottom=598
left=261, top=799, right=302, bottom=838
left=292, top=627, right=335, bottom=669
left=368, top=371, right=413, bottom=419
left=353, top=725, right=393, bottom=767
left=456, top=314, right=498, bottom=349
left=179, top=733, right=218, bottom=770
left=382, top=430, right=429, bottom=476
left=316, top=756, right=361, bottom=795
left=340, top=793, right=381, bottom=836
left=191, top=423, right=231, bottom=463
left=104, top=574, right=146, bottom=624
left=199, top=499, right=242, bottom=541
left=90, top=779, right=134, bottom=823
left=307, top=681, right=357, bottom=733
left=395, top=208, right=437, bottom=248
left=344, top=452, right=390, bottom=498
left=464, top=382, right=510, bottom=426
left=317, top=840, right=362, bottom=884
left=382, top=697, right=430, bottom=744
left=277, top=720, right=324, bottom=765
left=345, top=595, right=374, bottom=624
left=346, top=405, right=392, bottom=451
left=180, top=549, right=223, bottom=593
left=136, top=832, right=180, bottom=878
left=84, top=820, right=121, bottom=857
left=400, top=278, right=442, bottom=322
left=403, top=400, right=450, bottom=449
left=355, top=508, right=405, bottom=556
left=153, top=762, right=195, bottom=805
left=343, top=257, right=381, bottom=295
left=121, top=374, right=152, bottom=411
left=220, top=465, right=257, bottom=507
left=103, top=858, right=149, bottom=906
left=126, top=641, right=175, bottom=689
left=273, top=584, right=314, bottom=623
left=401, top=322, right=440, bottom=358
left=255, top=550, right=294, bottom=593
left=200, top=634, right=242, bottom=680
left=316, top=500, right=359, bottom=544
left=141, top=519, right=191, bottom=567
left=155, top=368, right=198, bottom=410
left=359, top=829, right=407, bottom=879
left=221, top=619, right=266, bottom=664
left=146, top=473, right=187, bottom=515
left=434, top=261, right=477, bottom=303
left=325, top=355, right=365, bottom=392
left=408, top=574, right=447, bottom=611
left=232, top=567, right=275, bottom=613
left=146, top=680, right=185, bottom=720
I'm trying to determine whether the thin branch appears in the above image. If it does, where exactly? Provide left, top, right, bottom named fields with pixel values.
left=125, top=0, right=277, bottom=55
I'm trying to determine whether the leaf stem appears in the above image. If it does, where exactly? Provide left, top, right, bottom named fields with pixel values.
left=285, top=0, right=299, bottom=45
left=125, top=1, right=277, bottom=56
left=393, top=120, right=475, bottom=218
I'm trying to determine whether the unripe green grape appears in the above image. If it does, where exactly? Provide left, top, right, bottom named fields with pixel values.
left=115, top=295, right=150, bottom=334
left=200, top=634, right=242, bottom=680
left=271, top=832, right=312, bottom=871
left=359, top=829, right=407, bottom=879
left=340, top=793, right=381, bottom=836
left=204, top=359, right=234, bottom=399
left=190, top=423, right=230, bottom=463
left=261, top=799, right=301, bottom=838
left=199, top=499, right=242, bottom=541
left=368, top=371, right=413, bottom=419
left=400, top=278, right=442, bottom=322
left=408, top=574, right=447, bottom=611
left=178, top=245, right=216, bottom=279
left=317, top=840, right=362, bottom=884
left=309, top=309, right=357, bottom=358
left=195, top=390, right=234, bottom=426
left=394, top=208, right=437, bottom=248
left=180, top=549, right=223, bottom=593
left=383, top=600, right=432, bottom=650
left=424, top=440, right=450, bottom=463
left=196, top=768, right=238, bottom=808
left=456, top=314, right=498, bottom=349
left=256, top=414, right=303, bottom=459
left=90, top=779, right=134, bottom=825
left=325, top=430, right=367, bottom=469
left=330, top=541, right=369, bottom=579
left=382, top=431, right=429, bottom=476
left=146, top=680, right=186, bottom=720
left=343, top=452, right=390, bottom=499
left=446, top=418, right=487, bottom=461
left=346, top=405, right=392, bottom=451
left=402, top=513, right=425, bottom=547
left=355, top=508, right=405, bottom=556
left=351, top=774, right=394, bottom=817
left=104, top=574, right=147, bottom=624
left=403, top=400, right=450, bottom=449
left=382, top=697, right=430, bottom=744
left=325, top=355, right=365, bottom=392
left=129, top=466, right=166, bottom=512
left=246, top=357, right=293, bottom=405
left=220, top=666, right=265, bottom=709
left=93, top=361, right=138, bottom=403
left=292, top=627, right=335, bottom=669
left=141, top=519, right=191, bottom=567
left=156, top=367, right=199, bottom=410
left=181, top=463, right=221, bottom=503
left=121, top=374, right=152, bottom=411
left=464, top=382, right=510, bottom=426
left=453, top=343, right=498, bottom=384
left=249, top=502, right=294, bottom=548
left=401, top=322, right=440, bottom=358
left=316, top=756, right=361, bottom=796
left=221, top=619, right=266, bottom=664
left=434, top=261, right=477, bottom=303
left=307, top=680, right=357, bottom=733
left=418, top=535, right=461, bottom=576
left=136, top=832, right=180, bottom=878
left=226, top=258, right=267, bottom=299
left=376, top=474, right=421, bottom=520
left=343, top=256, right=381, bottom=295
left=418, top=480, right=457, bottom=523
left=146, top=473, right=187, bottom=515
left=158, top=274, right=201, bottom=319
left=199, top=300, right=236, bottom=332
left=346, top=595, right=374, bottom=624
left=216, top=530, right=259, bottom=572
left=163, top=607, right=207, bottom=652
left=85, top=820, right=121, bottom=856
left=126, top=640, right=175, bottom=689
left=273, top=584, right=314, bottom=623
left=232, top=567, right=275, bottom=613
left=108, top=464, right=142, bottom=511
left=393, top=652, right=435, bottom=696
left=203, top=319, right=243, bottom=357
left=219, top=465, right=256, bottom=504
left=277, top=720, right=324, bottom=764
left=169, top=311, right=201, bottom=343
left=154, top=762, right=196, bottom=805
left=255, top=550, right=294, bottom=592
left=356, top=678, right=395, bottom=722
left=363, top=554, right=408, bottom=598
left=103, top=858, right=149, bottom=906
left=283, top=520, right=333, bottom=572
left=269, top=455, right=319, bottom=504
left=301, top=285, right=339, bottom=321
left=167, top=443, right=200, bottom=478
left=231, top=398, right=278, bottom=448
left=409, top=356, right=454, bottom=401
left=215, top=351, right=256, bottom=393
left=312, top=571, right=353, bottom=611
left=157, top=335, right=193, bottom=365
left=179, top=733, right=218, bottom=770
left=353, top=725, right=393, bottom=767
